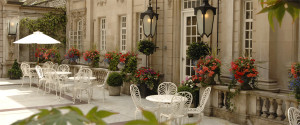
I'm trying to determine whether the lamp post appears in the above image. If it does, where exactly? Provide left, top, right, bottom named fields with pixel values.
left=140, top=0, right=159, bottom=38
left=194, top=0, right=216, bottom=37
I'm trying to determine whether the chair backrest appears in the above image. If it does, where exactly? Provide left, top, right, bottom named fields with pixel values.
left=177, top=91, right=193, bottom=114
left=35, top=65, right=43, bottom=79
left=44, top=68, right=57, bottom=83
left=158, top=82, right=177, bottom=95
left=52, top=63, right=59, bottom=70
left=21, top=63, right=31, bottom=76
left=130, top=84, right=143, bottom=109
left=57, top=64, right=70, bottom=72
left=169, top=94, right=186, bottom=116
left=43, top=61, right=53, bottom=69
left=288, top=107, right=300, bottom=125
left=74, top=71, right=92, bottom=89
left=78, top=68, right=93, bottom=77
left=197, top=87, right=211, bottom=112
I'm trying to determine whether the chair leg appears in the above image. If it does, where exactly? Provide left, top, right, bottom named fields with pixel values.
left=29, top=77, right=32, bottom=88
left=21, top=76, right=24, bottom=87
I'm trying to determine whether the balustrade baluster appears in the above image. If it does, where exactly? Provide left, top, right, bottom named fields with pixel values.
left=223, top=92, right=227, bottom=109
left=268, top=98, right=275, bottom=119
left=261, top=97, right=268, bottom=117
left=284, top=100, right=291, bottom=121
left=256, top=97, right=262, bottom=116
left=218, top=91, right=223, bottom=108
left=276, top=99, right=283, bottom=121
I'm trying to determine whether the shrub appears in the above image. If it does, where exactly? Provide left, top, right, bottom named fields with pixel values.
left=138, top=40, right=156, bottom=56
left=107, top=72, right=123, bottom=86
left=8, top=60, right=22, bottom=79
left=105, top=52, right=121, bottom=71
left=187, top=41, right=210, bottom=60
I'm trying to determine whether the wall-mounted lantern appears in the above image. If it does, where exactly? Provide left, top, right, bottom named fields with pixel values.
left=140, top=0, right=159, bottom=38
left=194, top=0, right=216, bottom=37
left=8, top=21, right=18, bottom=36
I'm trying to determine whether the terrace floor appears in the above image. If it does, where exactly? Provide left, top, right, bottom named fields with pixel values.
left=0, top=78, right=237, bottom=125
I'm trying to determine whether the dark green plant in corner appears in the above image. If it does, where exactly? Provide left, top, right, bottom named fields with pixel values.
left=138, top=40, right=156, bottom=56
left=8, top=60, right=22, bottom=79
left=107, top=72, right=123, bottom=87
left=187, top=41, right=210, bottom=60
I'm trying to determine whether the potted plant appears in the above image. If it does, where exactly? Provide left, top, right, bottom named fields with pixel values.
left=133, top=67, right=160, bottom=98
left=44, top=48, right=61, bottom=63
left=35, top=48, right=47, bottom=63
left=107, top=72, right=123, bottom=96
left=8, top=60, right=22, bottom=79
left=83, top=50, right=100, bottom=68
left=179, top=76, right=200, bottom=109
left=120, top=52, right=138, bottom=95
left=138, top=40, right=156, bottom=67
left=187, top=41, right=210, bottom=64
left=230, top=57, right=259, bottom=90
left=289, top=62, right=300, bottom=101
left=193, top=56, right=222, bottom=87
left=105, top=51, right=121, bottom=71
left=65, top=47, right=80, bottom=65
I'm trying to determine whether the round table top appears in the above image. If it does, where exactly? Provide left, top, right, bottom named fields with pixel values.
left=146, top=95, right=186, bottom=103
left=68, top=77, right=97, bottom=80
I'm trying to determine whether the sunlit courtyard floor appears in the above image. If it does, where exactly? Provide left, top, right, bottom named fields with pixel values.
left=0, top=78, right=237, bottom=125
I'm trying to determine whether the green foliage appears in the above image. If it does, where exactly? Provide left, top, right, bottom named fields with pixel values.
left=138, top=40, right=156, bottom=56
left=187, top=41, right=210, bottom=60
left=8, top=60, right=22, bottom=79
left=20, top=8, right=66, bottom=46
left=258, top=0, right=299, bottom=30
left=106, top=52, right=121, bottom=71
left=121, top=52, right=138, bottom=82
left=107, top=72, right=123, bottom=86
left=12, top=106, right=116, bottom=125
left=12, top=106, right=199, bottom=125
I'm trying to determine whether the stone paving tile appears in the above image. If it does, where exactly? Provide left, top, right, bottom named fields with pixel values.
left=0, top=78, right=237, bottom=125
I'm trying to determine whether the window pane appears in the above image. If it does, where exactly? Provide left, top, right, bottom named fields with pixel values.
left=187, top=27, right=191, bottom=35
left=186, top=67, right=190, bottom=76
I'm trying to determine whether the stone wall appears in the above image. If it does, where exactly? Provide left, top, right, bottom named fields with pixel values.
left=0, top=2, right=3, bottom=77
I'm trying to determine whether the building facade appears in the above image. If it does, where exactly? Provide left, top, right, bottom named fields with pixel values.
left=66, top=0, right=300, bottom=91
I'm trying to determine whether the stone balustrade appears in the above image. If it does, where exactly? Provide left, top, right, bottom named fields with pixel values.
left=200, top=85, right=298, bottom=125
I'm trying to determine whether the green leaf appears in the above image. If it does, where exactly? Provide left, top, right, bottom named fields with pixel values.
left=141, top=110, right=157, bottom=124
left=286, top=4, right=299, bottom=21
left=268, top=11, right=275, bottom=31
left=60, top=106, right=84, bottom=116
left=96, top=110, right=118, bottom=118
left=275, top=3, right=285, bottom=26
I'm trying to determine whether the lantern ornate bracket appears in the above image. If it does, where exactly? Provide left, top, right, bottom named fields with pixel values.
left=194, top=0, right=216, bottom=38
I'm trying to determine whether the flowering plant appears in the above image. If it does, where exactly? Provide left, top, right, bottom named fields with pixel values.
left=83, top=50, right=100, bottom=67
left=230, top=57, right=258, bottom=90
left=105, top=51, right=121, bottom=71
left=179, top=76, right=200, bottom=107
left=121, top=52, right=138, bottom=73
left=289, top=63, right=300, bottom=101
left=35, top=48, right=47, bottom=63
left=65, top=47, right=80, bottom=63
left=181, top=76, right=200, bottom=89
left=133, top=67, right=160, bottom=90
left=192, top=56, right=221, bottom=87
left=43, top=48, right=61, bottom=63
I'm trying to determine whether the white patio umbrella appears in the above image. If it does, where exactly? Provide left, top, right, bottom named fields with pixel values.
left=13, top=31, right=60, bottom=44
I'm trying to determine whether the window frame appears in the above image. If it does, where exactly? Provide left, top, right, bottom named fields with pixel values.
left=120, top=16, right=127, bottom=52
left=243, top=0, right=253, bottom=58
left=100, top=18, right=106, bottom=51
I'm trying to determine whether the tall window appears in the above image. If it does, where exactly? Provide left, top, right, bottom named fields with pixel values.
left=120, top=16, right=127, bottom=52
left=69, top=19, right=83, bottom=50
left=138, top=15, right=144, bottom=41
left=100, top=18, right=106, bottom=51
left=244, top=1, right=253, bottom=57
left=183, top=0, right=201, bottom=10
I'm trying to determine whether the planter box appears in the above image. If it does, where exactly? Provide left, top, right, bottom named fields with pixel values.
left=108, top=86, right=121, bottom=96
left=121, top=81, right=132, bottom=95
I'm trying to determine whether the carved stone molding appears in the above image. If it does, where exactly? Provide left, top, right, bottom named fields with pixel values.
left=116, top=0, right=125, bottom=3
left=97, top=0, right=107, bottom=6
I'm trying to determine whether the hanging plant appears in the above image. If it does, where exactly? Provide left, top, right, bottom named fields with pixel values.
left=187, top=41, right=210, bottom=60
left=138, top=40, right=156, bottom=56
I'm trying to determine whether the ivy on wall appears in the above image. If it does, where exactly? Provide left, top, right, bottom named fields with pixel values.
left=20, top=8, right=67, bottom=46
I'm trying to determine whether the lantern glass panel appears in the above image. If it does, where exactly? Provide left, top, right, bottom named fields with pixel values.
left=9, top=22, right=17, bottom=35
left=151, top=16, right=157, bottom=36
left=143, top=15, right=151, bottom=36
left=204, top=9, right=214, bottom=36
left=196, top=10, right=203, bottom=35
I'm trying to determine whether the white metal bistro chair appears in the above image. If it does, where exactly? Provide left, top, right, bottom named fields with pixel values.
left=72, top=72, right=93, bottom=104
left=57, top=64, right=70, bottom=72
left=130, top=84, right=158, bottom=119
left=96, top=69, right=109, bottom=102
left=52, top=63, right=59, bottom=70
left=187, top=87, right=211, bottom=121
left=160, top=93, right=187, bottom=125
left=35, top=65, right=46, bottom=93
left=20, top=63, right=34, bottom=87
left=43, top=69, right=59, bottom=95
left=158, top=82, right=177, bottom=95
left=288, top=107, right=300, bottom=125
